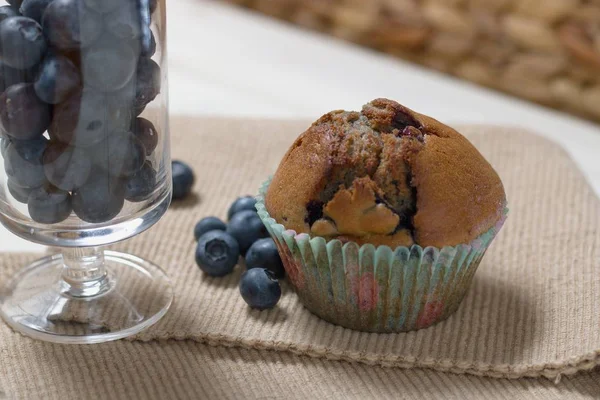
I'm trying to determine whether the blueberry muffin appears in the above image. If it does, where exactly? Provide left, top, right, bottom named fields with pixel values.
left=265, top=98, right=506, bottom=249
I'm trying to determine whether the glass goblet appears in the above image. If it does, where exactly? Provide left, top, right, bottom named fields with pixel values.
left=0, top=0, right=173, bottom=344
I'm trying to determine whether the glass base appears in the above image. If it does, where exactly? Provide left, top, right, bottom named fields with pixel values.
left=0, top=251, right=173, bottom=344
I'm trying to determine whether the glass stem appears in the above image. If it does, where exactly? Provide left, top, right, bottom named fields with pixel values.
left=60, top=247, right=111, bottom=298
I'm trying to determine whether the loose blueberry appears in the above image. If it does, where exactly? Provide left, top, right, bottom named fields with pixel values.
left=72, top=170, right=125, bottom=223
left=82, top=40, right=137, bottom=92
left=83, top=0, right=120, bottom=14
left=7, top=179, right=34, bottom=203
left=226, top=210, right=269, bottom=255
left=0, top=6, right=18, bottom=23
left=0, top=16, right=46, bottom=69
left=42, top=0, right=103, bottom=51
left=105, top=0, right=142, bottom=42
left=131, top=117, right=158, bottom=155
left=20, top=0, right=53, bottom=23
left=42, top=142, right=91, bottom=191
left=93, top=130, right=146, bottom=178
left=245, top=238, right=285, bottom=279
left=4, top=136, right=48, bottom=188
left=28, top=185, right=72, bottom=224
left=227, top=196, right=257, bottom=220
left=133, top=57, right=160, bottom=109
left=171, top=160, right=194, bottom=200
left=195, top=230, right=240, bottom=277
left=50, top=89, right=132, bottom=147
left=194, top=217, right=226, bottom=241
left=124, top=160, right=156, bottom=202
left=239, top=268, right=281, bottom=310
left=34, top=52, right=81, bottom=104
left=0, top=83, right=51, bottom=140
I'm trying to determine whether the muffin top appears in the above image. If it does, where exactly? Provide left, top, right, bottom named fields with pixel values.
left=265, top=99, right=506, bottom=248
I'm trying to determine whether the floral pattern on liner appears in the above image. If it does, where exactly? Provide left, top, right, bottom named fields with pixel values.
left=257, top=177, right=508, bottom=333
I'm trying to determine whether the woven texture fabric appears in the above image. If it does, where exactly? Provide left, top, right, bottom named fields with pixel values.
left=0, top=118, right=599, bottom=398
left=219, top=0, right=600, bottom=124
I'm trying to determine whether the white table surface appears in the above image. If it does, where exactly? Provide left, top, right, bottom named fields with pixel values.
left=3, top=0, right=600, bottom=253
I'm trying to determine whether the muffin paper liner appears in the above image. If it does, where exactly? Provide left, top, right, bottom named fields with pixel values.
left=256, top=178, right=508, bottom=333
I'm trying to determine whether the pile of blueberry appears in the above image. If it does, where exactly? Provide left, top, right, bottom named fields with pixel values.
left=0, top=0, right=161, bottom=224
left=194, top=196, right=285, bottom=310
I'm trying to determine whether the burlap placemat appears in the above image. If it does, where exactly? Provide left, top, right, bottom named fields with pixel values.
left=0, top=117, right=599, bottom=398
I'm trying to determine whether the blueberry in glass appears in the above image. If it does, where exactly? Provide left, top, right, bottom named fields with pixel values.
left=28, top=185, right=72, bottom=224
left=43, top=142, right=92, bottom=191
left=227, top=210, right=269, bottom=255
left=93, top=130, right=146, bottom=178
left=195, top=230, right=240, bottom=277
left=141, top=30, right=156, bottom=58
left=0, top=6, right=18, bottom=23
left=42, top=0, right=103, bottom=51
left=105, top=0, right=143, bottom=42
left=34, top=52, right=81, bottom=104
left=3, top=136, right=48, bottom=188
left=7, top=179, right=34, bottom=204
left=20, top=0, right=54, bottom=24
left=0, top=62, right=38, bottom=94
left=133, top=57, right=160, bottom=110
left=81, top=41, right=137, bottom=93
left=6, top=0, right=25, bottom=9
left=171, top=160, right=194, bottom=200
left=50, top=89, right=132, bottom=147
left=0, top=83, right=51, bottom=140
left=0, top=16, right=46, bottom=69
left=72, top=170, right=125, bottom=223
left=124, top=161, right=156, bottom=202
left=83, top=0, right=120, bottom=14
left=131, top=117, right=158, bottom=156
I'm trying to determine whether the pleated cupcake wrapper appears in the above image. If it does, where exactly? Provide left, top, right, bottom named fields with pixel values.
left=256, top=178, right=508, bottom=333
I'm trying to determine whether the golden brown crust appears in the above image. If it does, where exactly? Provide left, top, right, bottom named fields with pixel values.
left=265, top=98, right=507, bottom=248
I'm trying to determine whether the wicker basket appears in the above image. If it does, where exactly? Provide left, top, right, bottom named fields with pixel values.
left=221, top=0, right=600, bottom=123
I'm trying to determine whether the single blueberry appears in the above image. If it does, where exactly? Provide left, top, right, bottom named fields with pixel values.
left=131, top=117, right=158, bottom=155
left=0, top=16, right=46, bottom=69
left=42, top=0, right=103, bottom=51
left=6, top=0, right=24, bottom=9
left=0, top=83, right=51, bottom=140
left=141, top=30, right=156, bottom=58
left=245, top=238, right=285, bottom=279
left=42, top=142, right=92, bottom=191
left=28, top=185, right=72, bottom=224
left=72, top=170, right=125, bottom=223
left=194, top=217, right=226, bottom=241
left=105, top=0, right=143, bottom=42
left=4, top=136, right=48, bottom=188
left=20, top=0, right=53, bottom=23
left=92, top=130, right=146, bottom=178
left=227, top=196, right=257, bottom=220
left=171, top=160, right=194, bottom=200
left=7, top=179, right=34, bottom=203
left=195, top=230, right=240, bottom=277
left=124, top=161, right=156, bottom=202
left=49, top=89, right=132, bottom=147
left=0, top=62, right=38, bottom=93
left=239, top=268, right=281, bottom=310
left=226, top=210, right=269, bottom=255
left=82, top=40, right=137, bottom=92
left=133, top=57, right=160, bottom=110
left=83, top=0, right=120, bottom=14
left=34, top=52, right=81, bottom=104
left=0, top=6, right=18, bottom=23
